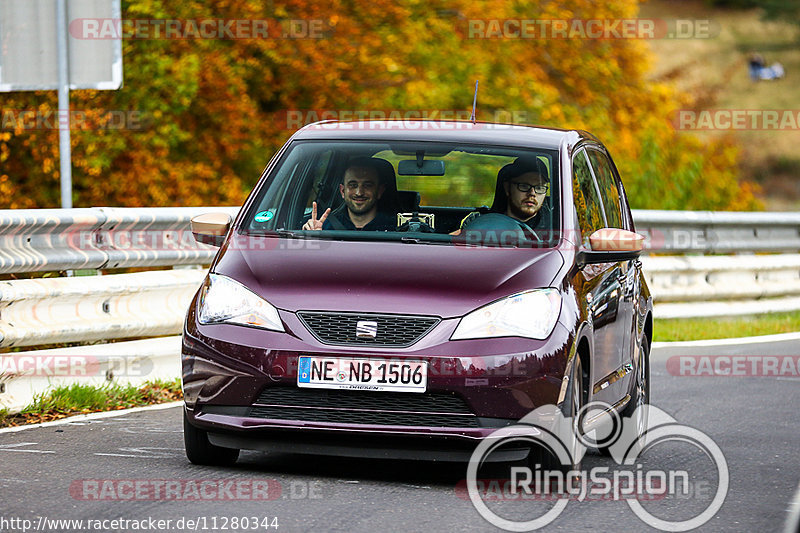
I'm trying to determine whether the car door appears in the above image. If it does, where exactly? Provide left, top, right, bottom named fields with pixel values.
left=571, top=148, right=627, bottom=404
left=589, top=148, right=643, bottom=398
left=586, top=147, right=638, bottom=404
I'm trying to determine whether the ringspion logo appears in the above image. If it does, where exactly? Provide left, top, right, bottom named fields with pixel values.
left=465, top=403, right=728, bottom=531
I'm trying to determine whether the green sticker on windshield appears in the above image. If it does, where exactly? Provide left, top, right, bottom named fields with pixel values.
left=254, top=210, right=274, bottom=223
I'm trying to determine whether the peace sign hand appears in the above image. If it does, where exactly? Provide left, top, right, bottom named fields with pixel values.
left=302, top=202, right=331, bottom=231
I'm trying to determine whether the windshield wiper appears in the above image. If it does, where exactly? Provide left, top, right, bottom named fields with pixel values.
left=274, top=229, right=306, bottom=239
left=399, top=236, right=453, bottom=245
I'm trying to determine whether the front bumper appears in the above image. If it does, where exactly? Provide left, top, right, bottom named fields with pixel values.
left=182, top=300, right=573, bottom=455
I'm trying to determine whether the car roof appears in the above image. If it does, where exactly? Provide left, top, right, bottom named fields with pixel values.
left=291, top=120, right=599, bottom=151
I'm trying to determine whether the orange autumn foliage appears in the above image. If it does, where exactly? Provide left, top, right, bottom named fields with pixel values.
left=0, top=0, right=760, bottom=210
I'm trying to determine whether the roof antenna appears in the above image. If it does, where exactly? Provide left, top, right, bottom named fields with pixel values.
left=470, top=80, right=479, bottom=124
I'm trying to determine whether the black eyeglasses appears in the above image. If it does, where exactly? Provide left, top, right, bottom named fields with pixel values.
left=510, top=182, right=548, bottom=194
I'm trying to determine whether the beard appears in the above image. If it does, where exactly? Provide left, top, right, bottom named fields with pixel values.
left=345, top=195, right=377, bottom=215
left=507, top=198, right=539, bottom=221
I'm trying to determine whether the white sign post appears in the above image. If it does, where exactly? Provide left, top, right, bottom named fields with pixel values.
left=0, top=0, right=123, bottom=208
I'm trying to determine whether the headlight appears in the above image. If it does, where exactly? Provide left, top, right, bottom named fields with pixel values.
left=198, top=273, right=285, bottom=332
left=451, top=289, right=561, bottom=340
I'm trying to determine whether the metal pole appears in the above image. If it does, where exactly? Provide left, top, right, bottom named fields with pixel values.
left=56, top=0, right=72, bottom=208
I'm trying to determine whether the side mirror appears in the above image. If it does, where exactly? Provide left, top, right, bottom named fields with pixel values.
left=191, top=212, right=232, bottom=247
left=577, top=228, right=644, bottom=266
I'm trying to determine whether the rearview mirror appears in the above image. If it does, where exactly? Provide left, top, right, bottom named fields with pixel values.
left=398, top=159, right=445, bottom=176
left=191, top=212, right=232, bottom=247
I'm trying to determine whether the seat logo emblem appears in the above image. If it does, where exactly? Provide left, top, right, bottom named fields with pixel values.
left=356, top=320, right=378, bottom=339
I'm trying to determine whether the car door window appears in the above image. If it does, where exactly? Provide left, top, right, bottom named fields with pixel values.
left=572, top=149, right=606, bottom=245
left=304, top=149, right=334, bottom=208
left=587, top=149, right=623, bottom=229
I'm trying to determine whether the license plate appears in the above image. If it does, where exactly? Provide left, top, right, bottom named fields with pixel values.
left=297, top=356, right=427, bottom=393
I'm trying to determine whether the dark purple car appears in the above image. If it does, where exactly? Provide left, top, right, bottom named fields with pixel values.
left=182, top=120, right=653, bottom=466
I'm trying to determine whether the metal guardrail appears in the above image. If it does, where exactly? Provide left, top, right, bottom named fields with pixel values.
left=632, top=209, right=800, bottom=254
left=1, top=207, right=799, bottom=412
left=0, top=337, right=182, bottom=413
left=0, top=207, right=798, bottom=275
left=643, top=254, right=800, bottom=302
left=641, top=254, right=800, bottom=319
left=0, top=207, right=239, bottom=274
left=0, top=269, right=205, bottom=348
left=632, top=210, right=800, bottom=318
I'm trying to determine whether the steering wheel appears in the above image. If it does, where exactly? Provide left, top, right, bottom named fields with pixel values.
left=396, top=213, right=435, bottom=233
left=461, top=212, right=542, bottom=243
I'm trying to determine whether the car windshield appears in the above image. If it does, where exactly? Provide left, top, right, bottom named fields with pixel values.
left=241, top=140, right=560, bottom=248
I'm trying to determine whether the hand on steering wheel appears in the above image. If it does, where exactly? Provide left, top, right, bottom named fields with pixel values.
left=460, top=212, right=542, bottom=243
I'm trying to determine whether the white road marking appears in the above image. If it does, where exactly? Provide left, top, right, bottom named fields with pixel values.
left=0, top=401, right=183, bottom=434
left=0, top=442, right=55, bottom=454
left=94, top=447, right=183, bottom=459
left=117, top=425, right=182, bottom=434
left=652, top=331, right=800, bottom=349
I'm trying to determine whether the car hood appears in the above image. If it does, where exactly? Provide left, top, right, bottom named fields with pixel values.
left=213, top=236, right=565, bottom=318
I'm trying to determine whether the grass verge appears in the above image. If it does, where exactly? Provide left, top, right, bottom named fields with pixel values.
left=654, top=311, right=800, bottom=342
left=0, top=379, right=182, bottom=428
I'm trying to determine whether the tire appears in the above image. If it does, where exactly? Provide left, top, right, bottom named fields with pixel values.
left=598, top=335, right=650, bottom=456
left=621, top=335, right=650, bottom=436
left=528, top=356, right=585, bottom=483
left=183, top=411, right=239, bottom=466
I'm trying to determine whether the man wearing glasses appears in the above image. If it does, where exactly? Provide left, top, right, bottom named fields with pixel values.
left=495, top=158, right=549, bottom=227
left=454, top=158, right=550, bottom=234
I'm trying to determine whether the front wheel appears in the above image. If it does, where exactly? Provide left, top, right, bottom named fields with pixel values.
left=622, top=335, right=650, bottom=436
left=184, top=411, right=239, bottom=466
left=599, top=335, right=650, bottom=456
left=528, top=356, right=585, bottom=479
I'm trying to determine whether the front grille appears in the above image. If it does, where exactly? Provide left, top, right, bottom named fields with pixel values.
left=256, top=387, right=472, bottom=413
left=250, top=387, right=479, bottom=428
left=249, top=406, right=478, bottom=427
left=297, top=311, right=439, bottom=347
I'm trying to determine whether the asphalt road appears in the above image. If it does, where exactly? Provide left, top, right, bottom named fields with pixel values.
left=1, top=336, right=798, bottom=533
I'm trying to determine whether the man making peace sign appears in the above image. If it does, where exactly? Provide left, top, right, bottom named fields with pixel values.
left=302, top=158, right=396, bottom=231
